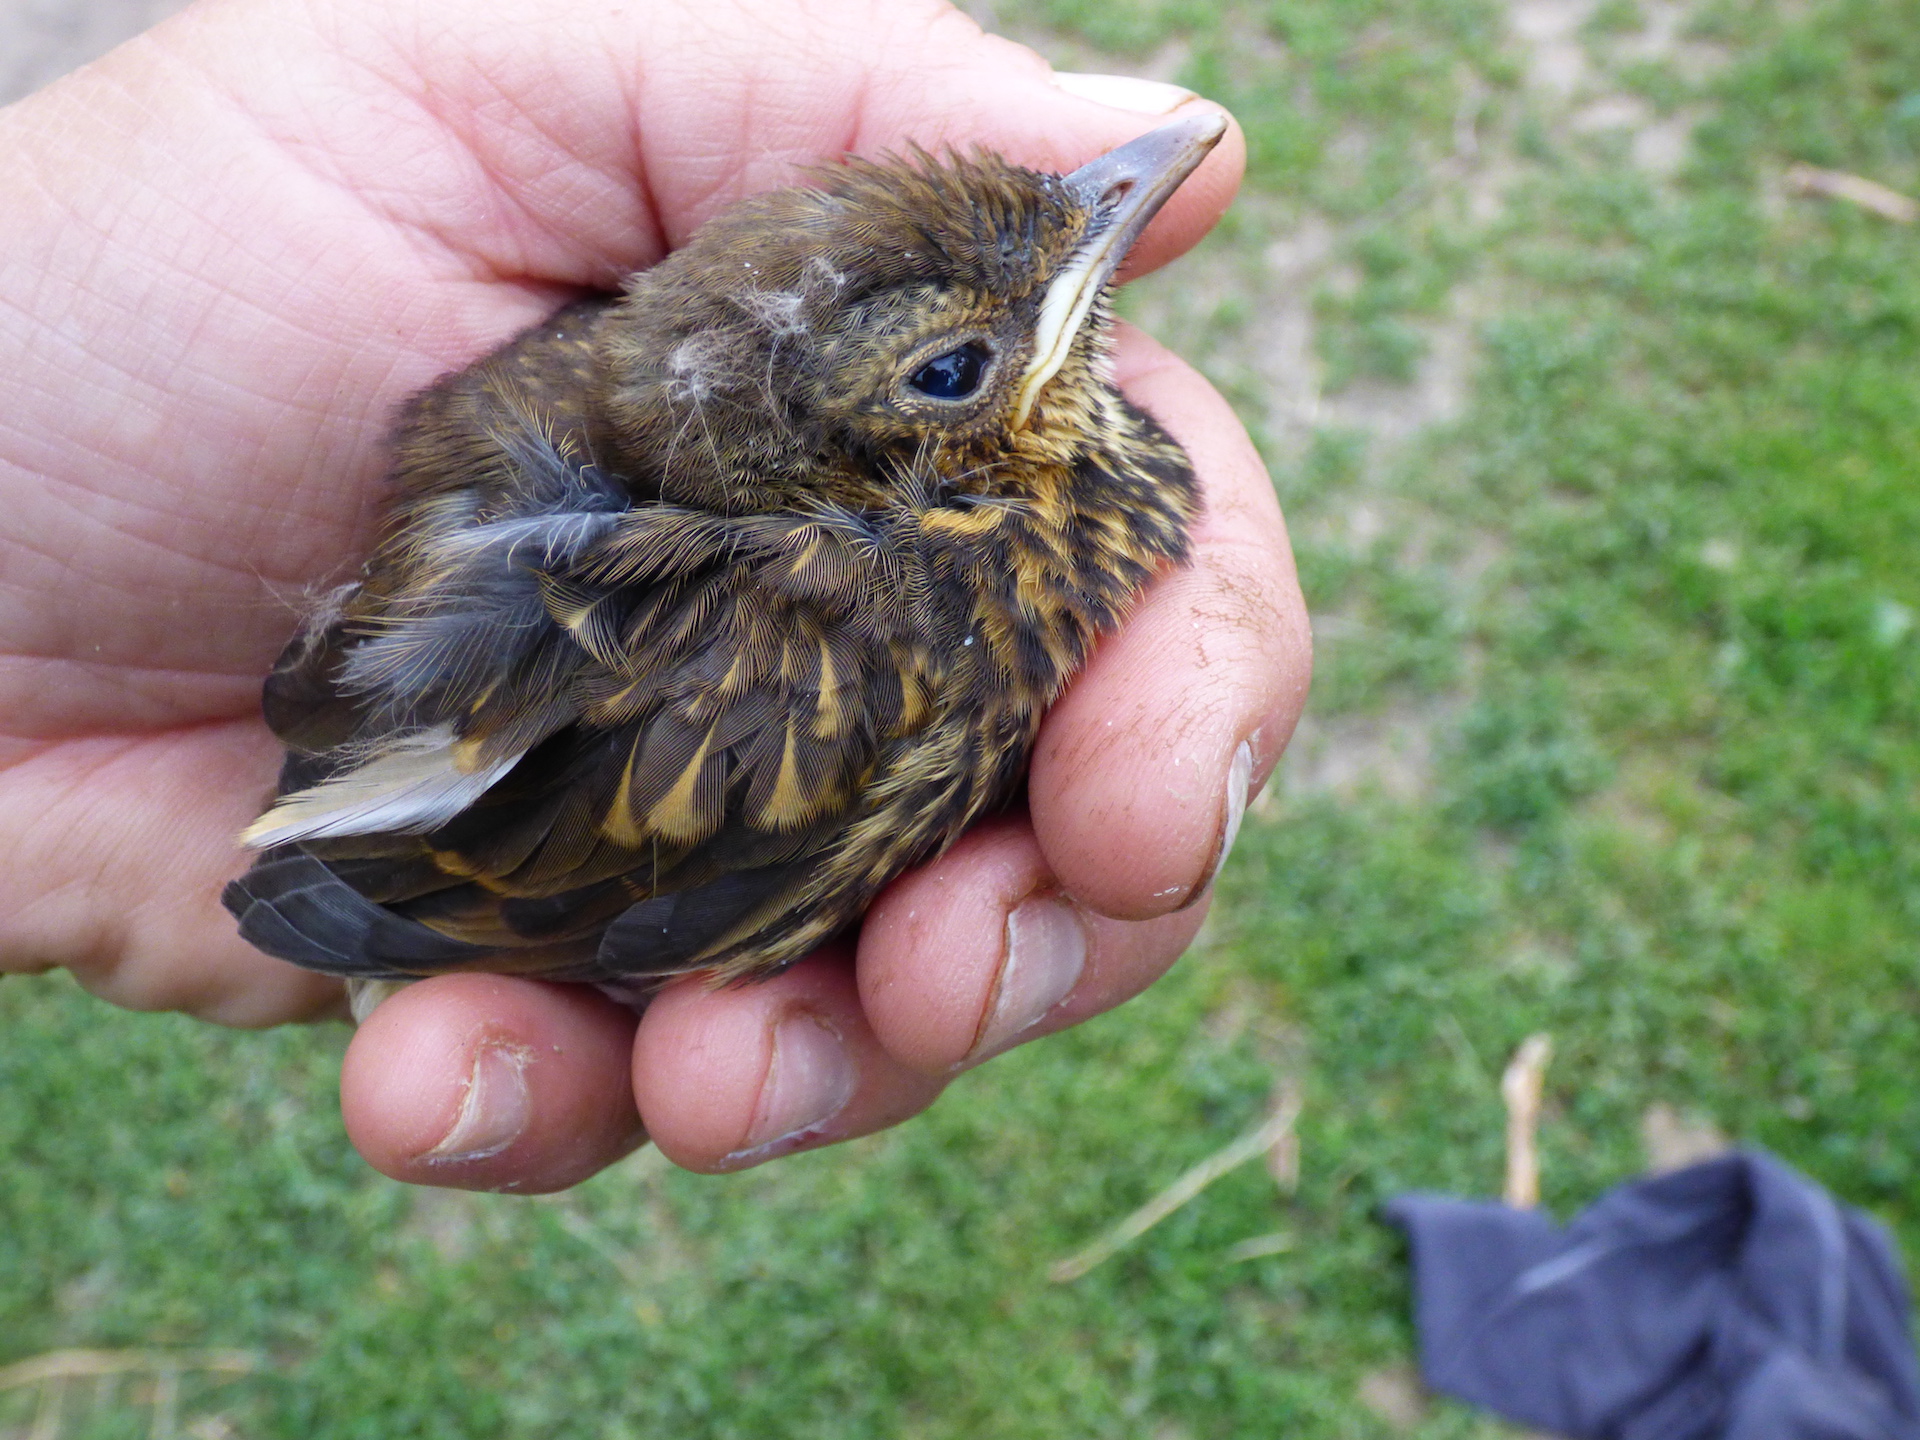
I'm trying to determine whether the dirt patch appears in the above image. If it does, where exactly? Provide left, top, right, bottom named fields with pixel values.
left=1511, top=0, right=1599, bottom=95
left=1276, top=702, right=1449, bottom=802
left=1356, top=1362, right=1429, bottom=1430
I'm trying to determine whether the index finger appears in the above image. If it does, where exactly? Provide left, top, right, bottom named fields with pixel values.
left=123, top=0, right=1246, bottom=286
left=1028, top=323, right=1312, bottom=919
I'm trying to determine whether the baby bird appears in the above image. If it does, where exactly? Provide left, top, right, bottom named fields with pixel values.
left=224, top=113, right=1225, bottom=991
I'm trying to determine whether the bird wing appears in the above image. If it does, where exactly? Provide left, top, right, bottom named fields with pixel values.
left=389, top=503, right=939, bottom=924
left=243, top=379, right=659, bottom=851
left=238, top=410, right=947, bottom=975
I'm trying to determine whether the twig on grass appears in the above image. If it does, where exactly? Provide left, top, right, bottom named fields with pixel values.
left=1049, top=1084, right=1303, bottom=1283
left=2, top=1350, right=254, bottom=1440
left=0, top=1351, right=254, bottom=1393
left=1501, top=1034, right=1553, bottom=1210
left=1786, top=164, right=1919, bottom=223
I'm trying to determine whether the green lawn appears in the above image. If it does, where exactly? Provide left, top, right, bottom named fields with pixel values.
left=9, top=0, right=1920, bottom=1434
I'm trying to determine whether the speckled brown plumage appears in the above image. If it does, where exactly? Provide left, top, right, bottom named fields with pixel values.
left=223, top=117, right=1221, bottom=988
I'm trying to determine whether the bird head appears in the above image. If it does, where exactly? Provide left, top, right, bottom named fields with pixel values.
left=594, top=113, right=1228, bottom=512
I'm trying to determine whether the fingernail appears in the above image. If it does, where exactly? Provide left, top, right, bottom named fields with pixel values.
left=968, top=894, right=1088, bottom=1063
left=1051, top=71, right=1199, bottom=116
left=1191, top=739, right=1254, bottom=901
left=733, top=1012, right=858, bottom=1161
left=421, top=1041, right=533, bottom=1165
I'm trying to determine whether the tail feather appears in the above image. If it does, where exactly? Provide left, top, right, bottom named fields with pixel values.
left=596, top=862, right=808, bottom=975
left=222, top=848, right=495, bottom=979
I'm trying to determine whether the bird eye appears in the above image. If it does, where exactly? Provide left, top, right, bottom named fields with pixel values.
left=907, top=342, right=993, bottom=400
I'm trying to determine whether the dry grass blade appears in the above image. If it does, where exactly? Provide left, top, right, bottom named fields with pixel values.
left=26, top=1376, right=65, bottom=1440
left=0, top=1351, right=255, bottom=1392
left=1501, top=1034, right=1553, bottom=1209
left=546, top=1202, right=650, bottom=1287
left=151, top=1366, right=180, bottom=1440
left=1223, top=1232, right=1295, bottom=1263
left=1266, top=1121, right=1301, bottom=1193
left=1785, top=164, right=1919, bottom=223
left=1049, top=1085, right=1303, bottom=1283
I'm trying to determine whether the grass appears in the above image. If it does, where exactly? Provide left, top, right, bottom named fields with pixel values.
left=9, top=0, right=1920, bottom=1433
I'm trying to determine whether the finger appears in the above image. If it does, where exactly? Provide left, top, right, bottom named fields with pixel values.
left=1029, top=325, right=1312, bottom=922
left=340, top=973, right=646, bottom=1193
left=120, top=0, right=1242, bottom=284
left=0, top=722, right=345, bottom=1026
left=856, top=812, right=1209, bottom=1076
left=632, top=947, right=945, bottom=1173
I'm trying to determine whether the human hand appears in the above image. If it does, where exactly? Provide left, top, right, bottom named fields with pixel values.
left=0, top=0, right=1310, bottom=1189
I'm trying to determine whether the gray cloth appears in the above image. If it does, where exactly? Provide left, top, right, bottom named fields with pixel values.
left=1383, top=1152, right=1920, bottom=1439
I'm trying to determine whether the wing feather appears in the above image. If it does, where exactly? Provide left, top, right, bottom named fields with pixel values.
left=232, top=380, right=955, bottom=979
left=242, top=725, right=526, bottom=846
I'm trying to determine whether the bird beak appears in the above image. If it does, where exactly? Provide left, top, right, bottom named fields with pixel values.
left=1011, top=111, right=1230, bottom=429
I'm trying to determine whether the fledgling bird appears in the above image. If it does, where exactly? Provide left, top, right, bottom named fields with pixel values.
left=223, top=113, right=1226, bottom=992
